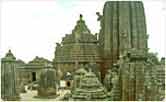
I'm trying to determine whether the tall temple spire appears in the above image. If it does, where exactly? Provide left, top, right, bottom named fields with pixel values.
left=98, top=1, right=148, bottom=70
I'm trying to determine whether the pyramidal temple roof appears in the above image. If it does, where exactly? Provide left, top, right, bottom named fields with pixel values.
left=61, top=14, right=97, bottom=44
left=28, top=56, right=52, bottom=65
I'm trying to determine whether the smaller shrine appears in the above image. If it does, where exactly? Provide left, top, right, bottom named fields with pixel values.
left=36, top=65, right=57, bottom=98
left=71, top=68, right=107, bottom=101
left=1, top=50, right=20, bottom=101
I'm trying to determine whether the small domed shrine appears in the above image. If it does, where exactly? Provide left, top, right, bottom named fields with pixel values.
left=71, top=69, right=107, bottom=101
left=1, top=50, right=20, bottom=101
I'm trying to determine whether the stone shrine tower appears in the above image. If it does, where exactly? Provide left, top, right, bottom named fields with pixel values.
left=1, top=50, right=20, bottom=100
left=99, top=1, right=165, bottom=101
left=98, top=1, right=149, bottom=78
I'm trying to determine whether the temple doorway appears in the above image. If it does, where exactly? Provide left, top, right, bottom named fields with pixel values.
left=66, top=81, right=71, bottom=87
left=32, top=72, right=36, bottom=81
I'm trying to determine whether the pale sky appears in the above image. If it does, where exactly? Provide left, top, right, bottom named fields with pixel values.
left=0, top=0, right=165, bottom=63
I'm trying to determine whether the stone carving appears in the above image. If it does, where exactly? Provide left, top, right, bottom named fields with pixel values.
left=96, top=12, right=103, bottom=29
left=104, top=69, right=112, bottom=91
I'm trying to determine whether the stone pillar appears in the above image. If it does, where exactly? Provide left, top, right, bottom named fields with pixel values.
left=1, top=50, right=20, bottom=100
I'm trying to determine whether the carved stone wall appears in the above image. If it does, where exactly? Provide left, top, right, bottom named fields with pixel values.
left=108, top=49, right=165, bottom=101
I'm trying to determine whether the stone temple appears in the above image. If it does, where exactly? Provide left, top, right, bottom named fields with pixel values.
left=1, top=1, right=165, bottom=101
left=53, top=14, right=101, bottom=81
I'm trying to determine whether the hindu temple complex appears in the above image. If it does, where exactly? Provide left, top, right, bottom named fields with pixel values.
left=1, top=1, right=165, bottom=101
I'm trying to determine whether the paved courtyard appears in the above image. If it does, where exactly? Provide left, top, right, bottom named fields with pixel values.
left=20, top=88, right=70, bottom=101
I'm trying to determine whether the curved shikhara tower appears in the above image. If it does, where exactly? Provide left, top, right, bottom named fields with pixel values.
left=98, top=1, right=149, bottom=79
left=99, top=1, right=165, bottom=101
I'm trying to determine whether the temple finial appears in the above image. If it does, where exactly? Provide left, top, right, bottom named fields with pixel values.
left=80, top=14, right=83, bottom=20
left=8, top=49, right=11, bottom=53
